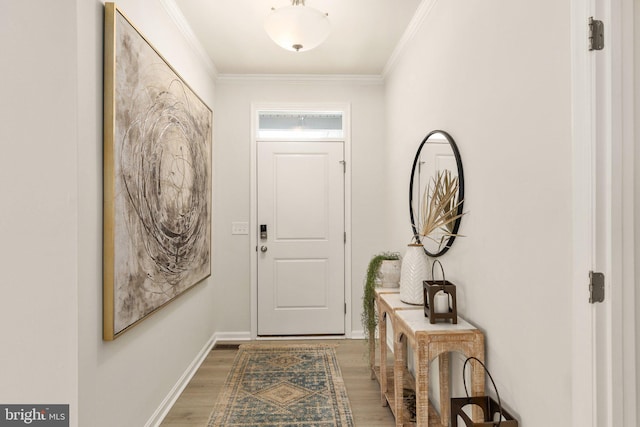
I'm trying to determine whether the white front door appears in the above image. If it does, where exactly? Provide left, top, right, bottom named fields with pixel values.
left=257, top=140, right=345, bottom=336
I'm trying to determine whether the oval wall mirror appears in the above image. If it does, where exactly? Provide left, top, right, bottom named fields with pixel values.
left=409, top=130, right=465, bottom=257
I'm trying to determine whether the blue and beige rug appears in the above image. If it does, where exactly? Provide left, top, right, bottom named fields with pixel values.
left=207, top=343, right=354, bottom=426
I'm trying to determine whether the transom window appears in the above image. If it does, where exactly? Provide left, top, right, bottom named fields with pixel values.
left=257, top=111, right=344, bottom=140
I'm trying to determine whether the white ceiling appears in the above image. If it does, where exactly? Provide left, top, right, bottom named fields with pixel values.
left=169, top=0, right=422, bottom=76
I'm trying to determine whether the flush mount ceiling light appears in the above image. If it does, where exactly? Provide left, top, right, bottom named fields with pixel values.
left=264, top=0, right=330, bottom=52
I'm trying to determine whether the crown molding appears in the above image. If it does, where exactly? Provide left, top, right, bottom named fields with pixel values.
left=159, top=0, right=218, bottom=80
left=216, top=73, right=385, bottom=85
left=382, top=0, right=439, bottom=78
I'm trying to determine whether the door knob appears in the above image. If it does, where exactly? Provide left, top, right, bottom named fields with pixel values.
left=260, top=246, right=268, bottom=252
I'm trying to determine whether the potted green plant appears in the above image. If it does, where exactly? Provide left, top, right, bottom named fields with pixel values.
left=362, top=251, right=401, bottom=342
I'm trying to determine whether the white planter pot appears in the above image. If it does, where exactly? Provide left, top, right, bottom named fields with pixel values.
left=378, top=260, right=401, bottom=288
left=399, top=244, right=429, bottom=305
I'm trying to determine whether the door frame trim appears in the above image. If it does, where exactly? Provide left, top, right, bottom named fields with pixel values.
left=249, top=102, right=352, bottom=339
left=571, top=0, right=636, bottom=425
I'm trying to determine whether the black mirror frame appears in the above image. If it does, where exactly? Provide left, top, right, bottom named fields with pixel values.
left=409, top=130, right=465, bottom=257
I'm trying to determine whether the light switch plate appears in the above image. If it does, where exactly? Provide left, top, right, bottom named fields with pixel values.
left=231, top=222, right=249, bottom=235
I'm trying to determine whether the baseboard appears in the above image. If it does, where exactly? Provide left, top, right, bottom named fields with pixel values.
left=144, top=333, right=217, bottom=427
left=145, top=331, right=253, bottom=426
left=214, top=331, right=252, bottom=343
left=351, top=329, right=366, bottom=340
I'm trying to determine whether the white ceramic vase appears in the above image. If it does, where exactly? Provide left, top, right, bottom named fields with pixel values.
left=400, top=243, right=429, bottom=305
left=378, top=260, right=401, bottom=288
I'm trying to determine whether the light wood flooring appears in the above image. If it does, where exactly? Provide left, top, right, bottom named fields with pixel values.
left=160, top=339, right=395, bottom=426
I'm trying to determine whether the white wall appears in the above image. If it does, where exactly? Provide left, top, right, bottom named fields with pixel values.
left=213, top=77, right=387, bottom=336
left=0, top=1, right=218, bottom=426
left=0, top=0, right=80, bottom=420
left=384, top=1, right=572, bottom=425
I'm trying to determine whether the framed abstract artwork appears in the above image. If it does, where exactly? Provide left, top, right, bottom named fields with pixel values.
left=103, top=3, right=212, bottom=340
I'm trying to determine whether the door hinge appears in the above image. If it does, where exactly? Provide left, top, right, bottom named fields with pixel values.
left=588, top=17, right=604, bottom=51
left=339, top=160, right=346, bottom=173
left=344, top=303, right=347, bottom=314
left=589, top=271, right=605, bottom=303
left=344, top=232, right=346, bottom=244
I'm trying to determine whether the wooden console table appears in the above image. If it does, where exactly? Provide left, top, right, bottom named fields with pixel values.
left=370, top=288, right=485, bottom=427
left=369, top=288, right=415, bottom=382
left=374, top=290, right=422, bottom=408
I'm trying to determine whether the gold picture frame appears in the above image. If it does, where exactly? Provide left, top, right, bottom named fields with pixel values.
left=103, top=3, right=212, bottom=340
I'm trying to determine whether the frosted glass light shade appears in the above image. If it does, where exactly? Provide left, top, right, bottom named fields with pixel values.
left=264, top=5, right=330, bottom=52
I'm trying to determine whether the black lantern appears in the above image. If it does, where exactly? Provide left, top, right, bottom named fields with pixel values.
left=423, top=260, right=457, bottom=324
left=451, top=357, right=519, bottom=427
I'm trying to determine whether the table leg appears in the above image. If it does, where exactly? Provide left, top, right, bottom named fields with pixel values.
left=380, top=311, right=388, bottom=406
left=471, top=334, right=486, bottom=423
left=439, top=352, right=450, bottom=427
left=415, top=342, right=429, bottom=426
left=393, top=333, right=405, bottom=427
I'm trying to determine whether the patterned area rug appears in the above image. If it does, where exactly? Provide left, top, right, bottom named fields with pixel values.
left=207, top=344, right=354, bottom=427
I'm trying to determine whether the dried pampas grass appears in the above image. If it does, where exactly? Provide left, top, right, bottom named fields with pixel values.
left=419, top=170, right=464, bottom=249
